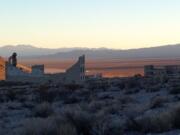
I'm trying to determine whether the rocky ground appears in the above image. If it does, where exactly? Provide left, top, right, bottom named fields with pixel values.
left=1, top=76, right=180, bottom=135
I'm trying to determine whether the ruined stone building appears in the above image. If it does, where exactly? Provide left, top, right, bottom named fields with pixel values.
left=144, top=65, right=180, bottom=78
left=0, top=53, right=85, bottom=84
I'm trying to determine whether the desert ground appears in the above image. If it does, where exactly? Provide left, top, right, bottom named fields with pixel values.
left=1, top=75, right=180, bottom=135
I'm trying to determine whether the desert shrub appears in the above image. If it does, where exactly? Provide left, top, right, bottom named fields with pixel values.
left=6, top=102, right=22, bottom=110
left=64, top=94, right=81, bottom=104
left=124, top=78, right=140, bottom=89
left=76, top=89, right=92, bottom=101
left=116, top=82, right=125, bottom=90
left=56, top=123, right=77, bottom=135
left=146, top=84, right=162, bottom=92
left=22, top=101, right=34, bottom=109
left=6, top=89, right=17, bottom=101
left=97, top=92, right=114, bottom=100
left=56, top=88, right=73, bottom=101
left=126, top=111, right=173, bottom=133
left=171, top=105, right=180, bottom=128
left=125, top=117, right=141, bottom=132
left=19, top=117, right=77, bottom=135
left=36, top=85, right=57, bottom=102
left=61, top=107, right=93, bottom=135
left=64, top=84, right=83, bottom=91
left=88, top=100, right=107, bottom=113
left=149, top=96, right=168, bottom=109
left=134, top=74, right=142, bottom=78
left=102, top=104, right=120, bottom=115
left=141, top=112, right=172, bottom=133
left=86, top=81, right=97, bottom=91
left=33, top=102, right=54, bottom=118
left=87, top=80, right=110, bottom=91
left=98, top=82, right=110, bottom=91
left=124, top=88, right=139, bottom=95
left=126, top=105, right=180, bottom=133
left=169, top=86, right=180, bottom=94
left=125, top=104, right=149, bottom=118
left=161, top=76, right=169, bottom=83
left=0, top=81, right=29, bottom=87
left=118, top=96, right=136, bottom=105
left=36, top=85, right=50, bottom=102
left=63, top=89, right=90, bottom=104
left=92, top=116, right=124, bottom=135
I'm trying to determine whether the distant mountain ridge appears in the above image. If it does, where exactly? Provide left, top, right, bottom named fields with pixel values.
left=0, top=45, right=89, bottom=57
left=42, top=44, right=180, bottom=59
left=1, top=44, right=180, bottom=59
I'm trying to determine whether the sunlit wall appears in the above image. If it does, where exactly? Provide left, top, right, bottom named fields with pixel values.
left=0, top=58, right=6, bottom=80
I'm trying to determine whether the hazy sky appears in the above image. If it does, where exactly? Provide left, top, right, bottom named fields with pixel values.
left=0, top=0, right=180, bottom=49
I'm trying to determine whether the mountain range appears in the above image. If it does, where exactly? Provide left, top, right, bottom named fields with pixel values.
left=0, top=45, right=89, bottom=57
left=1, top=44, right=180, bottom=59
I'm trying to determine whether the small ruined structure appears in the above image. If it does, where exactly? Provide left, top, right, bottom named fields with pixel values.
left=144, top=65, right=180, bottom=78
left=31, top=65, right=44, bottom=76
left=0, top=53, right=85, bottom=84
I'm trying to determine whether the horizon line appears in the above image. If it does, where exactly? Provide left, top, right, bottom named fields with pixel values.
left=1, top=43, right=180, bottom=51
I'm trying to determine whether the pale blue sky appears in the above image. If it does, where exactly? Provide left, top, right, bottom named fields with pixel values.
left=0, top=0, right=180, bottom=49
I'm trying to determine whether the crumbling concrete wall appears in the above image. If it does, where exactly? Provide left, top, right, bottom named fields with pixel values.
left=0, top=57, right=6, bottom=80
left=65, top=55, right=85, bottom=84
left=6, top=64, right=32, bottom=80
left=2, top=54, right=86, bottom=84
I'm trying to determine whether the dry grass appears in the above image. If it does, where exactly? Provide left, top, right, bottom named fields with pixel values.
left=170, top=86, right=180, bottom=94
left=20, top=117, right=77, bottom=135
left=149, top=96, right=168, bottom=109
left=33, top=102, right=54, bottom=118
left=60, top=106, right=93, bottom=135
left=126, top=104, right=180, bottom=133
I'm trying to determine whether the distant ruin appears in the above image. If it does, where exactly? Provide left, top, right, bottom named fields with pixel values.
left=0, top=53, right=85, bottom=84
left=144, top=65, right=180, bottom=78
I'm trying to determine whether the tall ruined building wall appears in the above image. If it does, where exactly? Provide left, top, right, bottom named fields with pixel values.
left=0, top=58, right=6, bottom=80
left=65, top=55, right=85, bottom=84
